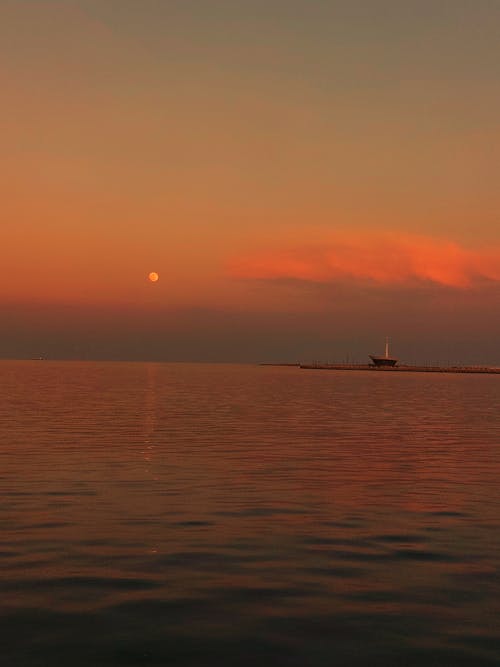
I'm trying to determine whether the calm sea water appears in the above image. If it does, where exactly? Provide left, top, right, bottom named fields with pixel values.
left=1, top=360, right=500, bottom=666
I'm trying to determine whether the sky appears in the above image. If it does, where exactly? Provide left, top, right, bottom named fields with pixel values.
left=2, top=0, right=499, bottom=363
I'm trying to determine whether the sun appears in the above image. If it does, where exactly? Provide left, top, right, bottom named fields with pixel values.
left=148, top=272, right=159, bottom=283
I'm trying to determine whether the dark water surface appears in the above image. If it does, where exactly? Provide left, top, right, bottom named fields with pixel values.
left=1, top=361, right=500, bottom=666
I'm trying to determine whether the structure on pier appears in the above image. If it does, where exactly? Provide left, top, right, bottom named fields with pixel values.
left=369, top=338, right=398, bottom=367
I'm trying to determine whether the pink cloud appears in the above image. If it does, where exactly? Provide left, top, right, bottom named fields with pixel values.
left=229, top=231, right=500, bottom=288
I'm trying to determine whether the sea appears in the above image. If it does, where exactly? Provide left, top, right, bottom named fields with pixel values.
left=1, top=360, right=500, bottom=666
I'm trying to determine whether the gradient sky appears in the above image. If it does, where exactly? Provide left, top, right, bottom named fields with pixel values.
left=2, top=0, right=499, bottom=362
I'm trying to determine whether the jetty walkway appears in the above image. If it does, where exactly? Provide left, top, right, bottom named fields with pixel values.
left=299, top=364, right=500, bottom=375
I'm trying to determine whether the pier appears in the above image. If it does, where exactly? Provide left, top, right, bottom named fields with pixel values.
left=263, top=338, right=499, bottom=374
left=299, top=363, right=500, bottom=375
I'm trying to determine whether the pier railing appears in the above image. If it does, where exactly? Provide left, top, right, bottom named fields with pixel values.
left=299, top=363, right=500, bottom=374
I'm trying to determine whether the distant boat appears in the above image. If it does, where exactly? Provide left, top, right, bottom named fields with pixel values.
left=369, top=338, right=398, bottom=367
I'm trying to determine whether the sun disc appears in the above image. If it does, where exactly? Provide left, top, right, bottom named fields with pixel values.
left=148, top=272, right=159, bottom=283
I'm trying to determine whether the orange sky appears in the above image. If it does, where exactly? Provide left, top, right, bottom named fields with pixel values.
left=1, top=1, right=499, bottom=361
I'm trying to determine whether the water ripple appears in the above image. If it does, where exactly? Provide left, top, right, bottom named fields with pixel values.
left=1, top=361, right=499, bottom=666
